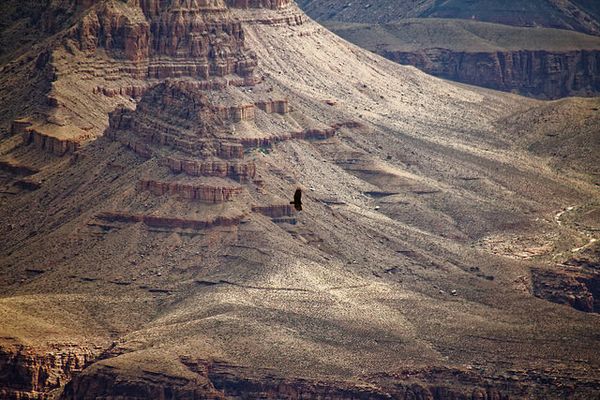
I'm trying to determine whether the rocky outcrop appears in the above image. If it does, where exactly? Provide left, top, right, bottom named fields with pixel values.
left=22, top=128, right=89, bottom=156
left=532, top=267, right=600, bottom=312
left=96, top=212, right=244, bottom=230
left=59, top=365, right=225, bottom=400
left=75, top=1, right=257, bottom=79
left=252, top=204, right=294, bottom=218
left=383, top=49, right=600, bottom=99
left=106, top=80, right=332, bottom=184
left=92, top=84, right=149, bottom=98
left=165, top=157, right=257, bottom=181
left=137, top=179, right=243, bottom=202
left=0, top=344, right=97, bottom=400
left=10, top=119, right=33, bottom=136
left=255, top=99, right=289, bottom=114
left=238, top=126, right=339, bottom=149
left=76, top=3, right=150, bottom=63
left=106, top=82, right=251, bottom=157
left=59, top=359, right=599, bottom=400
left=226, top=0, right=292, bottom=9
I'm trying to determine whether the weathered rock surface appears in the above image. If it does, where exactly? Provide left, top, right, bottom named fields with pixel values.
left=165, top=157, right=257, bottom=181
left=325, top=19, right=600, bottom=99
left=383, top=48, right=600, bottom=99
left=298, top=0, right=600, bottom=36
left=532, top=267, right=599, bottom=312
left=138, top=179, right=243, bottom=202
left=252, top=204, right=294, bottom=218
left=75, top=0, right=257, bottom=79
left=0, top=344, right=97, bottom=400
left=95, top=211, right=244, bottom=231
left=22, top=127, right=86, bottom=156
left=1, top=0, right=600, bottom=399
left=59, top=359, right=600, bottom=400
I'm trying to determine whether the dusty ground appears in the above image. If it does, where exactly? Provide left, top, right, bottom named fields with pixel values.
left=0, top=2, right=599, bottom=398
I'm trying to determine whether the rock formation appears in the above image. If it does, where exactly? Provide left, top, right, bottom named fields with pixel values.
left=96, top=211, right=244, bottom=230
left=1, top=0, right=600, bottom=399
left=137, top=179, right=243, bottom=202
left=298, top=0, right=600, bottom=36
left=0, top=345, right=97, bottom=400
left=324, top=19, right=600, bottom=99
left=383, top=48, right=600, bottom=99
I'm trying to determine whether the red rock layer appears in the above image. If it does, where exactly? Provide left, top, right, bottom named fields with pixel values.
left=75, top=0, right=257, bottom=79
left=106, top=82, right=253, bottom=156
left=92, top=84, right=148, bottom=98
left=225, top=0, right=291, bottom=9
left=93, top=77, right=256, bottom=99
left=255, top=99, right=289, bottom=114
left=61, top=359, right=585, bottom=400
left=252, top=204, right=294, bottom=218
left=59, top=363, right=225, bottom=400
left=0, top=345, right=96, bottom=400
left=165, top=157, right=256, bottom=182
left=238, top=126, right=338, bottom=148
left=383, top=49, right=600, bottom=99
left=215, top=104, right=256, bottom=122
left=22, top=129, right=88, bottom=157
left=137, top=179, right=243, bottom=202
left=96, top=212, right=243, bottom=230
left=10, top=119, right=33, bottom=135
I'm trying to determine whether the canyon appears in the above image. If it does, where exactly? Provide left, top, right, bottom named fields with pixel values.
left=384, top=45, right=600, bottom=99
left=297, top=1, right=600, bottom=99
left=324, top=18, right=600, bottom=99
left=0, top=0, right=599, bottom=399
left=297, top=0, right=600, bottom=35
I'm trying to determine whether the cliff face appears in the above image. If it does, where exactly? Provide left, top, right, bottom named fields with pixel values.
left=297, top=0, right=600, bottom=36
left=60, top=360, right=600, bottom=400
left=1, top=0, right=297, bottom=147
left=75, top=0, right=258, bottom=79
left=0, top=345, right=98, bottom=400
left=383, top=48, right=600, bottom=99
left=2, top=0, right=600, bottom=399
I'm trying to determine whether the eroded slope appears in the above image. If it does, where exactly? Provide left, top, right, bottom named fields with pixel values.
left=0, top=1, right=599, bottom=399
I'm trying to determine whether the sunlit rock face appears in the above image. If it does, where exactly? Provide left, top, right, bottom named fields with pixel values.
left=76, top=0, right=257, bottom=78
left=1, top=0, right=600, bottom=399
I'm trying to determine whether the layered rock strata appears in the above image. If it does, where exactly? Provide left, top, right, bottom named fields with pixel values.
left=164, top=157, right=257, bottom=181
left=75, top=0, right=258, bottom=79
left=96, top=212, right=244, bottom=230
left=59, top=359, right=597, bottom=400
left=137, top=179, right=243, bottom=202
left=22, top=128, right=87, bottom=156
left=0, top=345, right=98, bottom=400
left=6, top=0, right=301, bottom=156
left=252, top=204, right=294, bottom=218
left=106, top=79, right=343, bottom=186
left=4, top=0, right=600, bottom=399
left=383, top=48, right=600, bottom=99
left=532, top=267, right=600, bottom=313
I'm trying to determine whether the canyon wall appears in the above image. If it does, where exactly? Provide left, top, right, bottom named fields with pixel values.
left=137, top=179, right=243, bottom=202
left=59, top=359, right=597, bottom=400
left=0, top=345, right=97, bottom=400
left=75, top=0, right=258, bottom=80
left=382, top=49, right=600, bottom=99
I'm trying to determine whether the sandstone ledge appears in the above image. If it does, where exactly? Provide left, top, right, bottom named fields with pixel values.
left=96, top=212, right=244, bottom=230
left=137, top=179, right=243, bottom=202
